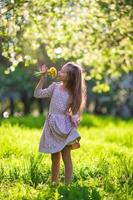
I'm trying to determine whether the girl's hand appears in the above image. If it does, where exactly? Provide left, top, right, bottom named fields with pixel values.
left=69, top=114, right=80, bottom=128
left=39, top=64, right=48, bottom=74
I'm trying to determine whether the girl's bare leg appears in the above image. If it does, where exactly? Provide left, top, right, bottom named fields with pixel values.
left=51, top=152, right=61, bottom=183
left=61, top=146, right=73, bottom=185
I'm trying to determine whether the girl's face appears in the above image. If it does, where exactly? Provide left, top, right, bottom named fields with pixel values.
left=57, top=65, right=68, bottom=82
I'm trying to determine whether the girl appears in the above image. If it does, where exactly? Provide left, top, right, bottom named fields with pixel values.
left=34, top=62, right=86, bottom=185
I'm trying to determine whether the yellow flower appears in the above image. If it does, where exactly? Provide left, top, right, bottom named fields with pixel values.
left=34, top=67, right=57, bottom=78
left=47, top=67, right=57, bottom=78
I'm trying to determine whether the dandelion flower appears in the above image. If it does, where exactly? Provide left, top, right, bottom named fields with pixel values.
left=34, top=67, right=57, bottom=78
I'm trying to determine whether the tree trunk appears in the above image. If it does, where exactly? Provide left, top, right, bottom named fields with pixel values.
left=38, top=99, right=43, bottom=114
left=9, top=97, right=15, bottom=116
left=21, top=93, right=31, bottom=115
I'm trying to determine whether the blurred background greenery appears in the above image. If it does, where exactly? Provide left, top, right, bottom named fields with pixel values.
left=0, top=0, right=133, bottom=118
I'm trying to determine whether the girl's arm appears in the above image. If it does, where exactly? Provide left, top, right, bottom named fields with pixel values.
left=34, top=77, right=56, bottom=99
left=35, top=75, right=46, bottom=90
left=71, top=112, right=80, bottom=128
left=34, top=65, right=56, bottom=98
left=35, top=64, right=47, bottom=89
left=67, top=110, right=80, bottom=128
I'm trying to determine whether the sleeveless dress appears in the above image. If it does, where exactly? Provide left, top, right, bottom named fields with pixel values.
left=34, top=82, right=81, bottom=154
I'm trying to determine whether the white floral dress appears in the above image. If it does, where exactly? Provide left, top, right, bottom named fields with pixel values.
left=34, top=82, right=81, bottom=154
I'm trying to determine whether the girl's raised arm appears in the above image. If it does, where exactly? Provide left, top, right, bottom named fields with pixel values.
left=34, top=80, right=56, bottom=99
left=33, top=64, right=56, bottom=98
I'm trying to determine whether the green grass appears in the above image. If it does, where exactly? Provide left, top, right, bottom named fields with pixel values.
left=0, top=114, right=133, bottom=200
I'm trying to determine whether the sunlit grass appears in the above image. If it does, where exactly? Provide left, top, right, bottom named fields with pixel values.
left=0, top=114, right=133, bottom=199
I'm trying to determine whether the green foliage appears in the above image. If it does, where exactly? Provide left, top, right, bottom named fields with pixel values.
left=0, top=66, right=35, bottom=97
left=0, top=0, right=132, bottom=93
left=0, top=114, right=133, bottom=199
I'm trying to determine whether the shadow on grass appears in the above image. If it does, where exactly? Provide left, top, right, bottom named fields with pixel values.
left=0, top=115, right=45, bottom=129
left=0, top=114, right=133, bottom=129
left=57, top=184, right=101, bottom=200
left=37, top=183, right=101, bottom=200
left=80, top=113, right=133, bottom=128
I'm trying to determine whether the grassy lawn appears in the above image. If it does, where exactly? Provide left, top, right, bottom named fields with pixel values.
left=0, top=114, right=133, bottom=200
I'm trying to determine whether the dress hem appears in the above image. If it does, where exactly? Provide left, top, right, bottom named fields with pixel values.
left=39, top=136, right=81, bottom=154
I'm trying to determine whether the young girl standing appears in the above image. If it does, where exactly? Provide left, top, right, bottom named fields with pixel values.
left=34, top=62, right=86, bottom=185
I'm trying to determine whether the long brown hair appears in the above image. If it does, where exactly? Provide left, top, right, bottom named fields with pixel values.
left=65, top=62, right=87, bottom=118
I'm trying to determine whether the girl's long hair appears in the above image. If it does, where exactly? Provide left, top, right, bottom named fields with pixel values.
left=65, top=62, right=87, bottom=118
